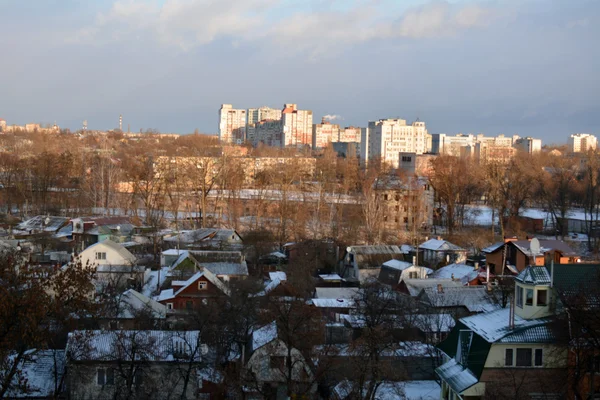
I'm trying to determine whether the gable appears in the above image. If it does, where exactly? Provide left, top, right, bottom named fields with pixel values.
left=437, top=322, right=491, bottom=380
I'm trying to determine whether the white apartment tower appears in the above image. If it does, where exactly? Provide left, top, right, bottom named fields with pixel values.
left=247, top=106, right=282, bottom=125
left=514, top=137, right=542, bottom=154
left=569, top=133, right=598, bottom=153
left=218, top=104, right=247, bottom=144
left=282, top=104, right=313, bottom=147
left=312, top=119, right=340, bottom=149
left=361, top=118, right=429, bottom=168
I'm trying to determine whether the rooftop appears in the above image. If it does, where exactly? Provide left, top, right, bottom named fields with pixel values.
left=419, top=239, right=465, bottom=252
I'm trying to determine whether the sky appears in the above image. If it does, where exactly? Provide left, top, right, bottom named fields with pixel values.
left=0, top=0, right=598, bottom=144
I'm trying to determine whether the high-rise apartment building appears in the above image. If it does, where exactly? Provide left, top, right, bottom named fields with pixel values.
left=361, top=118, right=429, bottom=168
left=282, top=104, right=313, bottom=147
left=312, top=119, right=340, bottom=149
left=514, top=137, right=542, bottom=154
left=336, top=126, right=361, bottom=143
left=432, top=133, right=520, bottom=156
left=569, top=133, right=598, bottom=153
left=218, top=104, right=246, bottom=144
left=247, top=107, right=282, bottom=126
left=247, top=119, right=283, bottom=147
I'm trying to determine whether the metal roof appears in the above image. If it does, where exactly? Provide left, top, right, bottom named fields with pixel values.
left=515, top=266, right=551, bottom=285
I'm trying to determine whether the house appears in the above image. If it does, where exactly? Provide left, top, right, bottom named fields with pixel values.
left=156, top=270, right=230, bottom=313
left=99, top=289, right=166, bottom=330
left=244, top=322, right=316, bottom=398
left=419, top=238, right=467, bottom=268
left=163, top=228, right=243, bottom=250
left=167, top=250, right=249, bottom=282
left=78, top=240, right=142, bottom=291
left=71, top=216, right=138, bottom=251
left=483, top=237, right=581, bottom=274
left=436, top=265, right=569, bottom=399
left=377, top=259, right=433, bottom=289
left=3, top=349, right=66, bottom=398
left=340, top=245, right=412, bottom=283
left=417, top=285, right=498, bottom=317
left=431, top=263, right=486, bottom=285
left=66, top=330, right=204, bottom=400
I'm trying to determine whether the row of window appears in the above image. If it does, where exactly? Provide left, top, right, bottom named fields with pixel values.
left=505, top=348, right=543, bottom=367
left=95, top=252, right=107, bottom=260
left=97, top=368, right=142, bottom=386
left=516, top=286, right=548, bottom=308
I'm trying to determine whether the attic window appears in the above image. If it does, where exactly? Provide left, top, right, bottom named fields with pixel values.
left=95, top=252, right=107, bottom=260
left=198, top=281, right=207, bottom=290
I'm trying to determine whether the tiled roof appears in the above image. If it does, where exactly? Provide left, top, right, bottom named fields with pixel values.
left=515, top=266, right=551, bottom=285
left=498, top=324, right=555, bottom=343
left=460, top=308, right=547, bottom=343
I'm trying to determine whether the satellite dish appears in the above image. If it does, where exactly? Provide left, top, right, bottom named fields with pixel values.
left=530, top=238, right=541, bottom=257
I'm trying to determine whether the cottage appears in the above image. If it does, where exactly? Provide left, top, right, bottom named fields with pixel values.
left=66, top=330, right=204, bottom=400
left=419, top=238, right=467, bottom=268
left=244, top=322, right=316, bottom=397
left=340, top=245, right=412, bottom=283
left=377, top=259, right=433, bottom=288
left=167, top=250, right=248, bottom=282
left=483, top=237, right=580, bottom=274
left=156, top=270, right=230, bottom=313
left=79, top=240, right=142, bottom=291
left=435, top=264, right=579, bottom=399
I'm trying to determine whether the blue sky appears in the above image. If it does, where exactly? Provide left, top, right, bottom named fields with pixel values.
left=0, top=0, right=598, bottom=144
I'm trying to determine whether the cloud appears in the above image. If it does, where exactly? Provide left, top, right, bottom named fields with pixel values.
left=73, top=0, right=499, bottom=54
left=323, top=114, right=342, bottom=121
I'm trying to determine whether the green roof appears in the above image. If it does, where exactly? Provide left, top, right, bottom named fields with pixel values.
left=551, top=263, right=600, bottom=293
left=437, top=322, right=491, bottom=380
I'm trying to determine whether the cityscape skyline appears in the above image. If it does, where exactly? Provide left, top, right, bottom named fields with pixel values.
left=0, top=0, right=598, bottom=142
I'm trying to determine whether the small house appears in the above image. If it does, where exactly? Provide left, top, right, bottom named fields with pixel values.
left=419, top=238, right=467, bottom=268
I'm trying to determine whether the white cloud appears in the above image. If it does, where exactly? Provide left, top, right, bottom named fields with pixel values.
left=74, top=0, right=499, bottom=53
left=323, top=114, right=342, bottom=121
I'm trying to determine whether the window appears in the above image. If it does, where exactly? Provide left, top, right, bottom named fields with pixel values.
left=505, top=349, right=514, bottom=366
left=526, top=289, right=534, bottom=306
left=516, top=286, right=524, bottom=308
left=409, top=271, right=418, bottom=279
left=537, top=290, right=547, bottom=306
left=534, top=349, right=543, bottom=366
left=516, top=348, right=532, bottom=366
left=167, top=303, right=173, bottom=310
left=97, top=368, right=114, bottom=385
left=198, top=281, right=207, bottom=290
left=384, top=194, right=389, bottom=201
left=95, top=252, right=107, bottom=260
left=270, top=356, right=285, bottom=370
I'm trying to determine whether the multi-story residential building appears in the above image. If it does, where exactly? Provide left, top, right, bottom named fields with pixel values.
left=514, top=136, right=542, bottom=154
left=218, top=104, right=246, bottom=144
left=247, top=106, right=282, bottom=126
left=282, top=104, right=313, bottom=147
left=432, top=134, right=519, bottom=156
left=0, top=118, right=6, bottom=132
left=336, top=126, right=362, bottom=143
left=473, top=142, right=516, bottom=164
left=361, top=118, right=429, bottom=168
left=312, top=118, right=340, bottom=149
left=247, top=119, right=283, bottom=147
left=569, top=133, right=598, bottom=153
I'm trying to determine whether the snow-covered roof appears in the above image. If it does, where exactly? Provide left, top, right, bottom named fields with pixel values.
left=319, top=273, right=343, bottom=281
left=82, top=239, right=136, bottom=264
left=311, top=298, right=355, bottom=308
left=269, top=251, right=287, bottom=259
left=431, top=264, right=476, bottom=280
left=422, top=286, right=498, bottom=313
left=482, top=241, right=504, bottom=254
left=410, top=313, right=456, bottom=333
left=403, top=279, right=463, bottom=297
left=5, top=350, right=65, bottom=398
left=117, top=289, right=166, bottom=319
left=315, top=287, right=360, bottom=299
left=269, top=271, right=287, bottom=281
left=515, top=265, right=551, bottom=285
left=141, top=267, right=170, bottom=297
left=382, top=259, right=413, bottom=271
left=162, top=249, right=185, bottom=256
left=155, top=288, right=174, bottom=302
left=346, top=245, right=409, bottom=255
left=252, top=322, right=278, bottom=351
left=511, top=239, right=577, bottom=257
left=160, top=270, right=230, bottom=301
left=435, top=358, right=478, bottom=394
left=460, top=308, right=549, bottom=343
left=67, top=330, right=201, bottom=362
left=419, top=239, right=465, bottom=252
left=16, top=216, right=69, bottom=233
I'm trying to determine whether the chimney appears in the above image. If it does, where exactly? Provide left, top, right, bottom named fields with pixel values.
left=451, top=273, right=455, bottom=280
left=474, top=262, right=479, bottom=271
left=437, top=284, right=444, bottom=293
left=412, top=256, right=416, bottom=266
